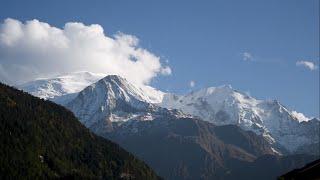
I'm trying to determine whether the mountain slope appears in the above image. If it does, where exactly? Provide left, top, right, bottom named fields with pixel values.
left=0, top=83, right=160, bottom=179
left=160, top=85, right=319, bottom=154
left=107, top=117, right=283, bottom=180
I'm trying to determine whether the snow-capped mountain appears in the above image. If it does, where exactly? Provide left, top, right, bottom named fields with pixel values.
left=159, top=85, right=319, bottom=154
left=19, top=72, right=319, bottom=154
left=66, top=75, right=188, bottom=135
left=18, top=71, right=106, bottom=100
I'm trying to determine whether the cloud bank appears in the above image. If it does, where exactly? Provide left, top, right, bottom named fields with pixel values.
left=0, top=18, right=171, bottom=85
left=296, top=60, right=318, bottom=71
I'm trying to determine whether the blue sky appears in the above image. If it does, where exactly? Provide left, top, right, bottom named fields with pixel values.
left=0, top=0, right=319, bottom=117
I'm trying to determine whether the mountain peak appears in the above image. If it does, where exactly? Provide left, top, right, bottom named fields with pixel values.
left=67, top=74, right=162, bottom=129
left=101, top=74, right=126, bottom=82
left=84, top=74, right=152, bottom=104
left=96, top=75, right=135, bottom=92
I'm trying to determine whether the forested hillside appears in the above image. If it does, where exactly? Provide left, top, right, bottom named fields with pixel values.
left=0, top=83, right=160, bottom=179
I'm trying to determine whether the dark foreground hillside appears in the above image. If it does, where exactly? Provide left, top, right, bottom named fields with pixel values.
left=0, top=83, right=160, bottom=179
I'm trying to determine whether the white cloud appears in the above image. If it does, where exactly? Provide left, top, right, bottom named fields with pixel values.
left=296, top=61, right=318, bottom=71
left=0, top=18, right=171, bottom=85
left=242, top=52, right=253, bottom=61
left=189, top=80, right=195, bottom=88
